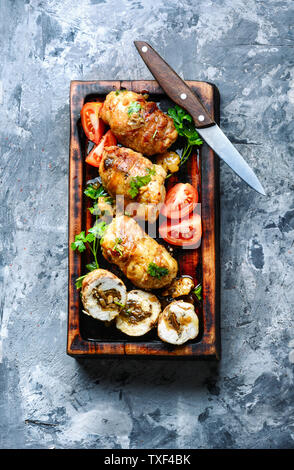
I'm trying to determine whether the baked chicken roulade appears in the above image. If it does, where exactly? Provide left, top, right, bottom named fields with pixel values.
left=100, top=215, right=178, bottom=290
left=100, top=90, right=178, bottom=156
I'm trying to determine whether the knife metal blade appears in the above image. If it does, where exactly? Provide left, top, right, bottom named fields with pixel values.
left=196, top=126, right=266, bottom=195
left=134, top=40, right=266, bottom=195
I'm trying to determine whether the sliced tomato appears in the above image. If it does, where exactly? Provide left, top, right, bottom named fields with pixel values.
left=81, top=102, right=105, bottom=144
left=159, top=213, right=202, bottom=247
left=161, top=183, right=198, bottom=219
left=85, top=130, right=117, bottom=167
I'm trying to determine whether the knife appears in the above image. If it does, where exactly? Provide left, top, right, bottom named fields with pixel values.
left=134, top=41, right=266, bottom=196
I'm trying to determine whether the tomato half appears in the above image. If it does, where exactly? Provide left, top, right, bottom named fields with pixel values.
left=81, top=102, right=105, bottom=144
left=85, top=130, right=117, bottom=167
left=159, top=213, right=202, bottom=247
left=161, top=183, right=198, bottom=219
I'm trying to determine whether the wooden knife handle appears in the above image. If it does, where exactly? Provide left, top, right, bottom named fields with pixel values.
left=134, top=41, right=215, bottom=128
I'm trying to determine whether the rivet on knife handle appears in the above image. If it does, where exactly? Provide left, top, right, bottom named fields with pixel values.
left=134, top=41, right=215, bottom=128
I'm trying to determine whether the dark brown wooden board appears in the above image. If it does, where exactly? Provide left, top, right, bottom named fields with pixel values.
left=68, top=80, right=220, bottom=358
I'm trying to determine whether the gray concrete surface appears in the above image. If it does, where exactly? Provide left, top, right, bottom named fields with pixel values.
left=0, top=0, right=294, bottom=449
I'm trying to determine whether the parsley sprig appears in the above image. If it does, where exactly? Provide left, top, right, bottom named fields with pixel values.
left=128, top=101, right=141, bottom=116
left=85, top=183, right=113, bottom=215
left=148, top=262, right=169, bottom=279
left=71, top=231, right=94, bottom=253
left=71, top=221, right=107, bottom=288
left=113, top=238, right=124, bottom=256
left=193, top=283, right=202, bottom=301
left=129, top=166, right=156, bottom=199
left=74, top=262, right=97, bottom=289
left=71, top=183, right=110, bottom=289
left=167, top=105, right=203, bottom=176
left=115, top=89, right=127, bottom=96
left=84, top=184, right=108, bottom=200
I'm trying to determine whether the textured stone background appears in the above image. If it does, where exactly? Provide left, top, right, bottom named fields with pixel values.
left=0, top=0, right=294, bottom=449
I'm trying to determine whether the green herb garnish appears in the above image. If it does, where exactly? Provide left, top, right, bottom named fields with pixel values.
left=152, top=129, right=158, bottom=139
left=88, top=220, right=107, bottom=239
left=129, top=166, right=156, bottom=199
left=193, top=283, right=202, bottom=301
left=115, top=89, right=127, bottom=96
left=71, top=222, right=107, bottom=288
left=114, top=300, right=125, bottom=308
left=167, top=105, right=203, bottom=176
left=128, top=101, right=141, bottom=116
left=86, top=262, right=97, bottom=272
left=72, top=184, right=110, bottom=288
left=168, top=105, right=203, bottom=145
left=113, top=237, right=123, bottom=256
left=147, top=262, right=169, bottom=279
left=89, top=197, right=113, bottom=216
left=85, top=182, right=113, bottom=215
left=89, top=203, right=100, bottom=215
left=74, top=261, right=102, bottom=288
left=75, top=275, right=87, bottom=290
left=71, top=221, right=107, bottom=286
left=84, top=184, right=108, bottom=200
left=71, top=231, right=92, bottom=253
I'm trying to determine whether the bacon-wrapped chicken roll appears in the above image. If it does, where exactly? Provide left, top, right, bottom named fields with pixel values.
left=100, top=215, right=178, bottom=290
left=99, top=146, right=166, bottom=221
left=100, top=90, right=178, bottom=156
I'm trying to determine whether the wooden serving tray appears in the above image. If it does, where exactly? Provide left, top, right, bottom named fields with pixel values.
left=68, top=80, right=220, bottom=358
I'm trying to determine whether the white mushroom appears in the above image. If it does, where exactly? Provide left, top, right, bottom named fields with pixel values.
left=161, top=276, right=195, bottom=298
left=116, top=290, right=161, bottom=336
left=157, top=300, right=199, bottom=345
left=81, top=269, right=127, bottom=322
